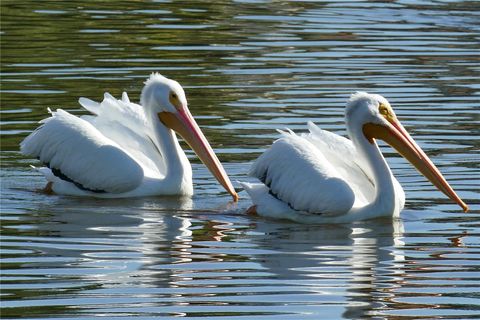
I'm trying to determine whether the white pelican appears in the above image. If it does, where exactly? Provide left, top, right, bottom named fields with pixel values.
left=21, top=73, right=238, bottom=200
left=242, top=92, right=468, bottom=223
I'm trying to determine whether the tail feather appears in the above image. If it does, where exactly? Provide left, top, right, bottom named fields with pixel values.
left=122, top=92, right=130, bottom=103
left=30, top=165, right=56, bottom=182
left=78, top=97, right=101, bottom=115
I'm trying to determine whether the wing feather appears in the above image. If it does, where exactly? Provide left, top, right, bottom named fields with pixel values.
left=250, top=133, right=355, bottom=215
left=79, top=92, right=148, bottom=133
left=79, top=92, right=165, bottom=176
left=302, top=122, right=375, bottom=205
left=20, top=109, right=144, bottom=193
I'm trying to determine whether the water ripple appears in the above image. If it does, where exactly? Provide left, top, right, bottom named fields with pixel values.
left=1, top=0, right=479, bottom=319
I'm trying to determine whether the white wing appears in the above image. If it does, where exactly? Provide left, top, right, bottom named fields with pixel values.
left=79, top=92, right=147, bottom=132
left=20, top=108, right=144, bottom=194
left=302, top=122, right=375, bottom=205
left=250, top=134, right=355, bottom=215
left=249, top=123, right=376, bottom=215
left=79, top=93, right=165, bottom=176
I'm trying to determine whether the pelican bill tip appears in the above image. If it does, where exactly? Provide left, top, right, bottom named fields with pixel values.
left=232, top=192, right=240, bottom=202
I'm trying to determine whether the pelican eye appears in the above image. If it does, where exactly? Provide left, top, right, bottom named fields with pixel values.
left=169, top=91, right=181, bottom=108
left=378, top=102, right=395, bottom=122
left=379, top=103, right=388, bottom=115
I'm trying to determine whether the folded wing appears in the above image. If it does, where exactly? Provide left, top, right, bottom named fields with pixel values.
left=302, top=122, right=376, bottom=206
left=20, top=109, right=144, bottom=193
left=250, top=123, right=376, bottom=215
left=79, top=92, right=165, bottom=176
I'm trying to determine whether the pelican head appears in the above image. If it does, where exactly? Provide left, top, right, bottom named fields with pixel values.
left=141, top=73, right=187, bottom=114
left=141, top=73, right=238, bottom=201
left=346, top=92, right=468, bottom=212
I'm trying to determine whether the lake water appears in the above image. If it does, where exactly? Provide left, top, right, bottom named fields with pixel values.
left=1, top=1, right=479, bottom=319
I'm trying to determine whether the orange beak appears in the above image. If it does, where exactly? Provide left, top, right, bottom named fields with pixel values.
left=159, top=108, right=238, bottom=202
left=363, top=118, right=468, bottom=212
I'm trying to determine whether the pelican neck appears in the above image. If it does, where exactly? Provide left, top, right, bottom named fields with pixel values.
left=147, top=112, right=191, bottom=184
left=348, top=122, right=397, bottom=217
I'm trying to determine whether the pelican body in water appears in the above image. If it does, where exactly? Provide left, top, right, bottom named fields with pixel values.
left=21, top=73, right=238, bottom=200
left=242, top=92, right=468, bottom=223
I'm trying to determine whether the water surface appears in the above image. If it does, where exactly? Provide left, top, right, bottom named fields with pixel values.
left=1, top=0, right=479, bottom=319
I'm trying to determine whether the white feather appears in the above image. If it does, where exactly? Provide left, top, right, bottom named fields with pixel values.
left=302, top=122, right=375, bottom=206
left=20, top=109, right=143, bottom=193
left=241, top=182, right=296, bottom=219
left=79, top=92, right=148, bottom=133
left=250, top=132, right=355, bottom=215
left=79, top=94, right=165, bottom=177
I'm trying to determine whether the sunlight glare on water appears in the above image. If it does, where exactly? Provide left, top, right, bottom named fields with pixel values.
left=1, top=0, right=479, bottom=319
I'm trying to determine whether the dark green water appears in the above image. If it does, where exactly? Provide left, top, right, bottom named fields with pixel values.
left=1, top=1, right=479, bottom=319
